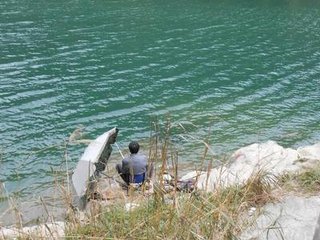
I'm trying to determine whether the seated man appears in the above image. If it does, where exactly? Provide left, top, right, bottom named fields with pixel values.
left=116, top=141, right=152, bottom=185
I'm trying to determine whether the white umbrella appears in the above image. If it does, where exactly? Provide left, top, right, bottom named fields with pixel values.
left=71, top=127, right=118, bottom=198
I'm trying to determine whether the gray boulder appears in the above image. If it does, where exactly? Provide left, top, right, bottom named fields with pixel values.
left=240, top=196, right=320, bottom=240
left=181, top=141, right=320, bottom=192
left=180, top=141, right=320, bottom=240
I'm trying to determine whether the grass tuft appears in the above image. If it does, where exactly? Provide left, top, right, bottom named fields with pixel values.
left=279, top=164, right=320, bottom=194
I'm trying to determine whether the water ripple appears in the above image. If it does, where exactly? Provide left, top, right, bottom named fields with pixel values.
left=1, top=0, right=320, bottom=225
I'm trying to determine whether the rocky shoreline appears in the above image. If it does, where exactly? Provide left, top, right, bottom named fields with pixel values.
left=1, top=141, right=320, bottom=239
left=181, top=141, right=320, bottom=240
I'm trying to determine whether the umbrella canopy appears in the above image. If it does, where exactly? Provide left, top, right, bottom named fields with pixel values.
left=72, top=127, right=118, bottom=198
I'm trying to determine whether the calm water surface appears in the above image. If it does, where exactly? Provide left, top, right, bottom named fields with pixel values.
left=1, top=0, right=320, bottom=224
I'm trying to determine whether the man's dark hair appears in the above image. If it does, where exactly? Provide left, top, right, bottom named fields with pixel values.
left=128, top=141, right=140, bottom=154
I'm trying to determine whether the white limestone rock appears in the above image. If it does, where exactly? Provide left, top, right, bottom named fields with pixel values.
left=228, top=140, right=300, bottom=176
left=0, top=221, right=65, bottom=239
left=313, top=214, right=320, bottom=240
left=180, top=141, right=320, bottom=239
left=297, top=143, right=320, bottom=162
left=240, top=196, right=320, bottom=240
left=181, top=141, right=302, bottom=192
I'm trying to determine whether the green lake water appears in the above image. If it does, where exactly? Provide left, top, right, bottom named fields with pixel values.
left=1, top=0, right=320, bottom=224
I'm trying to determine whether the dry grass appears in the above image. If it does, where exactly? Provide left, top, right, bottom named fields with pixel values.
left=65, top=170, right=278, bottom=239
left=278, top=164, right=320, bottom=195
left=64, top=119, right=279, bottom=240
left=2, top=121, right=320, bottom=239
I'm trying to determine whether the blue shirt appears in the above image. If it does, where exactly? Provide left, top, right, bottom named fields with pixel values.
left=122, top=153, right=147, bottom=175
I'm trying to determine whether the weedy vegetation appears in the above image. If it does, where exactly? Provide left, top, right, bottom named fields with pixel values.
left=279, top=163, right=320, bottom=195
left=64, top=119, right=279, bottom=240
left=1, top=119, right=320, bottom=239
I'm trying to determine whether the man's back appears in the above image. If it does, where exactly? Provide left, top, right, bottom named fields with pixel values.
left=122, top=153, right=147, bottom=175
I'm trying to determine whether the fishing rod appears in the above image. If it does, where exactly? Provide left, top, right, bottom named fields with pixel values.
left=115, top=142, right=124, bottom=159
